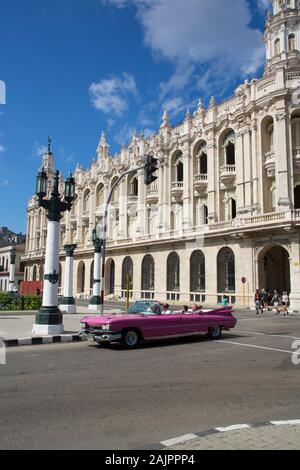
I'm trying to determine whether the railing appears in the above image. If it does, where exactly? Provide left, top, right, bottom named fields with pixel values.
left=0, top=294, right=42, bottom=311
left=265, top=150, right=275, bottom=162
left=209, top=210, right=300, bottom=231
left=194, top=174, right=208, bottom=182
left=220, top=165, right=236, bottom=175
left=172, top=182, right=184, bottom=189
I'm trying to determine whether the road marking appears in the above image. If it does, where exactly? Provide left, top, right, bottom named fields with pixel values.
left=216, top=424, right=251, bottom=432
left=218, top=340, right=294, bottom=355
left=161, top=434, right=198, bottom=447
left=270, top=420, right=300, bottom=426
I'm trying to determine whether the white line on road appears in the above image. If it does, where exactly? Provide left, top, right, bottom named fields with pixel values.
left=218, top=340, right=294, bottom=355
left=216, top=424, right=251, bottom=432
left=161, top=434, right=198, bottom=447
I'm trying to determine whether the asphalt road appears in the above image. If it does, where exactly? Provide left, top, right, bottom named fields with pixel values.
left=0, top=312, right=300, bottom=450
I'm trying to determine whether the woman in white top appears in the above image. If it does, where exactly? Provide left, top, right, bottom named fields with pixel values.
left=281, top=291, right=290, bottom=315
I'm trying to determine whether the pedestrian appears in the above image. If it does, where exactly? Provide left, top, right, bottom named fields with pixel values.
left=254, top=289, right=263, bottom=315
left=261, top=288, right=269, bottom=311
left=162, top=303, right=172, bottom=315
left=281, top=291, right=290, bottom=315
left=271, top=289, right=280, bottom=315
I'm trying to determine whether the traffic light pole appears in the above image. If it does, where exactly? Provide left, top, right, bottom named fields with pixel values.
left=100, top=165, right=144, bottom=316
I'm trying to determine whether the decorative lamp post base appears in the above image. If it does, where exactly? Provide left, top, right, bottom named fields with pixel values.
left=88, top=296, right=101, bottom=311
left=60, top=297, right=76, bottom=314
left=32, top=306, right=64, bottom=334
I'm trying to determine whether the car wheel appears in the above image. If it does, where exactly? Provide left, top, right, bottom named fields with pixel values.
left=207, top=326, right=222, bottom=340
left=121, top=329, right=140, bottom=348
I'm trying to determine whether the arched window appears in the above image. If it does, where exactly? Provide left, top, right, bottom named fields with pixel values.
left=190, top=251, right=205, bottom=292
left=110, top=177, right=119, bottom=203
left=83, top=189, right=90, bottom=213
left=172, top=152, right=184, bottom=182
left=77, top=261, right=85, bottom=294
left=274, top=38, right=281, bottom=56
left=167, top=252, right=180, bottom=292
left=292, top=116, right=300, bottom=150
left=177, top=161, right=183, bottom=182
left=122, top=256, right=133, bottom=291
left=267, top=123, right=274, bottom=152
left=129, top=177, right=138, bottom=197
left=228, top=198, right=237, bottom=220
left=199, top=152, right=208, bottom=175
left=141, top=255, right=155, bottom=292
left=200, top=204, right=208, bottom=225
left=96, top=183, right=104, bottom=208
left=226, top=142, right=235, bottom=165
left=289, top=33, right=296, bottom=51
left=217, top=248, right=235, bottom=293
left=108, top=259, right=115, bottom=294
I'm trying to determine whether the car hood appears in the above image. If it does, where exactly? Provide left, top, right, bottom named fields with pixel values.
left=81, top=313, right=143, bottom=326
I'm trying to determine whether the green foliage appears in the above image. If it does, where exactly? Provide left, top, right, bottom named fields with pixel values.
left=0, top=292, right=42, bottom=311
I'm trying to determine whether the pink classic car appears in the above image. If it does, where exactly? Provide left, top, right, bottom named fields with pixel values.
left=80, top=301, right=237, bottom=348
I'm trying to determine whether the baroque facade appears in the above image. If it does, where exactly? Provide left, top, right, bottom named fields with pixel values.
left=23, top=0, right=300, bottom=309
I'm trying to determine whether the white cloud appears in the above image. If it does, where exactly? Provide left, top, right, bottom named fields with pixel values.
left=113, top=123, right=136, bottom=145
left=0, top=145, right=5, bottom=153
left=89, top=72, right=137, bottom=116
left=103, top=0, right=266, bottom=109
left=33, top=142, right=47, bottom=158
left=0, top=178, right=8, bottom=187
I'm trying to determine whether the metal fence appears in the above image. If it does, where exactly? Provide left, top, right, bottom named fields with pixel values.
left=0, top=294, right=42, bottom=311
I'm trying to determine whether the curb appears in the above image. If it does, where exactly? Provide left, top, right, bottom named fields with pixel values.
left=2, top=334, right=87, bottom=348
left=142, top=419, right=300, bottom=450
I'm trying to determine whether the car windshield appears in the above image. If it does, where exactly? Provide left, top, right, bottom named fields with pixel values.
left=127, top=301, right=160, bottom=315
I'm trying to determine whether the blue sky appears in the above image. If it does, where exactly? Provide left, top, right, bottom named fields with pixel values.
left=0, top=0, right=270, bottom=233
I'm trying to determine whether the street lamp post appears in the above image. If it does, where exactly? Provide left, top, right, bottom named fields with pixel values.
left=88, top=226, right=103, bottom=311
left=60, top=244, right=77, bottom=314
left=32, top=168, right=76, bottom=334
left=8, top=248, right=16, bottom=293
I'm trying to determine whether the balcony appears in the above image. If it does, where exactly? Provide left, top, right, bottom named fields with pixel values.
left=194, top=174, right=208, bottom=195
left=220, top=165, right=236, bottom=185
left=171, top=181, right=184, bottom=200
left=146, top=181, right=158, bottom=204
left=128, top=195, right=138, bottom=205
left=208, top=210, right=300, bottom=235
left=265, top=150, right=275, bottom=178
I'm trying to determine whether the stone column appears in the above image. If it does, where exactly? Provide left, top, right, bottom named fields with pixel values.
left=137, top=171, right=145, bottom=236
left=275, top=110, right=291, bottom=210
left=60, top=244, right=77, bottom=314
left=8, top=248, right=16, bottom=293
left=182, top=146, right=192, bottom=229
left=207, top=139, right=217, bottom=223
left=243, top=129, right=253, bottom=212
left=236, top=131, right=245, bottom=212
left=251, top=119, right=260, bottom=214
left=162, top=159, right=170, bottom=233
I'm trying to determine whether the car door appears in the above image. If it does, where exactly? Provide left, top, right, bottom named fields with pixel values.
left=182, top=313, right=209, bottom=335
left=141, top=314, right=184, bottom=340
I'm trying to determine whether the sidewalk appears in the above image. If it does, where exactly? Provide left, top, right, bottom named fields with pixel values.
left=0, top=307, right=121, bottom=341
left=162, top=422, right=300, bottom=450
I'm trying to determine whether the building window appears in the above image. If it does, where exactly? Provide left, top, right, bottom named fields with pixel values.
left=141, top=255, right=155, bottom=292
left=190, top=250, right=205, bottom=292
left=217, top=248, right=235, bottom=293
left=33, top=265, right=37, bottom=281
left=199, top=152, right=208, bottom=174
left=228, top=198, right=237, bottom=220
left=289, top=33, right=296, bottom=51
left=122, top=256, right=133, bottom=291
left=167, top=252, right=180, bottom=292
left=274, top=38, right=281, bottom=56
left=77, top=261, right=85, bottom=294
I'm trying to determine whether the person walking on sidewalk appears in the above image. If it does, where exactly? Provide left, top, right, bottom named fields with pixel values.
left=271, top=289, right=280, bottom=315
left=261, top=288, right=269, bottom=311
left=254, top=289, right=263, bottom=315
left=281, top=291, right=290, bottom=315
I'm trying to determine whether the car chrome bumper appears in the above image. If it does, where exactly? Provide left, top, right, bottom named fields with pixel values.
left=80, top=331, right=122, bottom=343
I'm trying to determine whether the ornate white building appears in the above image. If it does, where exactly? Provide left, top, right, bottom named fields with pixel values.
left=23, top=0, right=300, bottom=309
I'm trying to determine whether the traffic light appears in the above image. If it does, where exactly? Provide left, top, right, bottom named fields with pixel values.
left=144, top=155, right=158, bottom=186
